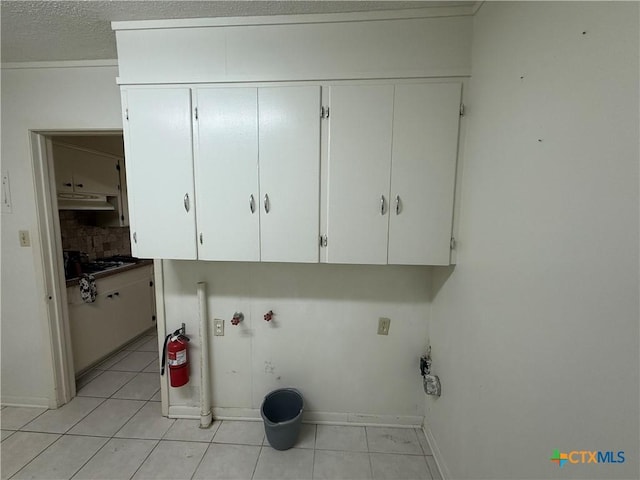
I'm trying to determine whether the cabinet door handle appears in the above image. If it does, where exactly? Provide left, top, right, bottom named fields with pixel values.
left=380, top=195, right=386, bottom=215
left=63, top=182, right=72, bottom=187
left=264, top=194, right=270, bottom=214
left=133, top=232, right=137, bottom=243
left=395, top=195, right=400, bottom=215
left=249, top=194, right=255, bottom=213
left=75, top=183, right=84, bottom=188
left=199, top=233, right=203, bottom=244
left=183, top=193, right=190, bottom=212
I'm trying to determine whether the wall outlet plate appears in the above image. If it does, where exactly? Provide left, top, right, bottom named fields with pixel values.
left=213, top=319, right=224, bottom=336
left=19, top=230, right=30, bottom=247
left=378, top=317, right=391, bottom=335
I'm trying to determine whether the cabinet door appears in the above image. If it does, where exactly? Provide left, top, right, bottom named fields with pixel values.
left=110, top=276, right=155, bottom=348
left=68, top=292, right=116, bottom=373
left=259, top=86, right=321, bottom=263
left=52, top=143, right=120, bottom=195
left=123, top=88, right=197, bottom=259
left=326, top=85, right=394, bottom=264
left=194, top=88, right=260, bottom=261
left=52, top=144, right=74, bottom=192
left=388, top=83, right=461, bottom=265
left=73, top=153, right=120, bottom=195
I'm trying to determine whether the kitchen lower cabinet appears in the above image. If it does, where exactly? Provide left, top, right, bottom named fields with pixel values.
left=194, top=85, right=321, bottom=262
left=325, top=82, right=462, bottom=265
left=67, top=264, right=155, bottom=374
left=122, top=87, right=197, bottom=259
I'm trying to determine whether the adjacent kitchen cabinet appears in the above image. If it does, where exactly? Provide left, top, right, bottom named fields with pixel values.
left=325, top=82, right=462, bottom=265
left=53, top=142, right=120, bottom=195
left=122, top=88, right=197, bottom=259
left=67, top=264, right=156, bottom=373
left=194, top=86, right=321, bottom=262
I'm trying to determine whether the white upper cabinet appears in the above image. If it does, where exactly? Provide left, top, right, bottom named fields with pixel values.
left=194, top=87, right=260, bottom=261
left=326, top=85, right=394, bottom=264
left=120, top=82, right=461, bottom=265
left=52, top=143, right=120, bottom=195
left=122, top=87, right=197, bottom=260
left=258, top=86, right=321, bottom=263
left=388, top=83, right=462, bottom=265
left=325, top=82, right=461, bottom=265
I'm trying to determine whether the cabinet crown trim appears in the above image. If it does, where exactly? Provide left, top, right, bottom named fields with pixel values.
left=111, top=6, right=475, bottom=31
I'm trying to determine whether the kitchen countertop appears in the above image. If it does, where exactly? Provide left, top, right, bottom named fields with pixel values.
left=65, top=259, right=153, bottom=287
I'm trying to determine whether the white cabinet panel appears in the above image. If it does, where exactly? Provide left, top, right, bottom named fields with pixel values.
left=326, top=85, right=394, bottom=264
left=123, top=88, right=197, bottom=259
left=259, top=86, right=321, bottom=262
left=388, top=83, right=461, bottom=265
left=52, top=143, right=120, bottom=195
left=68, top=265, right=155, bottom=374
left=52, top=147, right=74, bottom=193
left=194, top=88, right=260, bottom=261
left=73, top=152, right=120, bottom=195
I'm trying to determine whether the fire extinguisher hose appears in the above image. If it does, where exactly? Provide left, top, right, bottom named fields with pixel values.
left=161, top=328, right=190, bottom=376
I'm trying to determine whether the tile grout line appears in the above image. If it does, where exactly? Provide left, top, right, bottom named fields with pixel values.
left=365, top=425, right=375, bottom=480
left=19, top=396, right=108, bottom=435
left=12, top=407, right=49, bottom=431
left=128, top=438, right=162, bottom=480
left=189, top=436, right=213, bottom=480
left=8, top=431, right=62, bottom=479
left=250, top=443, right=263, bottom=480
left=310, top=443, right=316, bottom=480
left=106, top=398, right=150, bottom=440
left=67, top=435, right=112, bottom=480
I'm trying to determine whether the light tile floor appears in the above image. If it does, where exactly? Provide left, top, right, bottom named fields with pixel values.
left=1, top=329, right=441, bottom=480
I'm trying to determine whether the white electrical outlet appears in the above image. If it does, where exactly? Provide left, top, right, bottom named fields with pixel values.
left=19, top=230, right=30, bottom=247
left=213, top=319, right=224, bottom=336
left=378, top=317, right=391, bottom=335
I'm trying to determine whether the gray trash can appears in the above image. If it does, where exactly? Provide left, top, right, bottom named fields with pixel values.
left=261, top=388, right=304, bottom=450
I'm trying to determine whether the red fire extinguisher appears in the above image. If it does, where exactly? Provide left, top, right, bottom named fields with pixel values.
left=161, top=327, right=190, bottom=387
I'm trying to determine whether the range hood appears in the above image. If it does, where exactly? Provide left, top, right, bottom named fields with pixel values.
left=57, top=192, right=116, bottom=211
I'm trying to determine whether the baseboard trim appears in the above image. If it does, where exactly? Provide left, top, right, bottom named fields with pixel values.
left=1, top=396, right=50, bottom=408
left=423, top=424, right=450, bottom=480
left=168, top=406, right=423, bottom=428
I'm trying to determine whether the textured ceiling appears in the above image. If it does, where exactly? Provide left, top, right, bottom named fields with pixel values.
left=1, top=1, right=472, bottom=63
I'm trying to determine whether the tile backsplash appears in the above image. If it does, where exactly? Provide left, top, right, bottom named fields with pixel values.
left=59, top=210, right=131, bottom=259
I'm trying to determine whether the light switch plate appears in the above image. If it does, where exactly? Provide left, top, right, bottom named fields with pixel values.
left=378, top=317, right=391, bottom=335
left=2, top=171, right=12, bottom=213
left=213, top=319, right=224, bottom=336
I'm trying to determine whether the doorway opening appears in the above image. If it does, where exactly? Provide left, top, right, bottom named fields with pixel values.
left=31, top=130, right=156, bottom=407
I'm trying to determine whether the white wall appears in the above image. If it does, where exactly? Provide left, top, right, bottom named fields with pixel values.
left=427, top=3, right=639, bottom=479
left=162, top=261, right=431, bottom=424
left=1, top=64, right=122, bottom=406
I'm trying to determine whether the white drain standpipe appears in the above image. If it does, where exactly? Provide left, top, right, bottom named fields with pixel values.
left=197, top=282, right=213, bottom=428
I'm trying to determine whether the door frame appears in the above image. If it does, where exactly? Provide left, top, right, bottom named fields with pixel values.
left=30, top=129, right=123, bottom=407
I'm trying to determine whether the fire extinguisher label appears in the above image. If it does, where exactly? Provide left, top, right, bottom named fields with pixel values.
left=168, top=350, right=187, bottom=366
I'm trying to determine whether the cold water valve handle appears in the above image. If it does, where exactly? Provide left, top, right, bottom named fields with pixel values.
left=231, top=312, right=243, bottom=326
left=263, top=310, right=274, bottom=322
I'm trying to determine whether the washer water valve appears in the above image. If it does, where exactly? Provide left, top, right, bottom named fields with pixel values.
left=420, top=347, right=441, bottom=397
left=263, top=310, right=274, bottom=322
left=231, top=312, right=244, bottom=326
